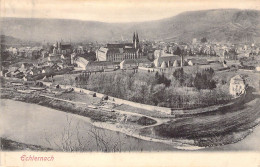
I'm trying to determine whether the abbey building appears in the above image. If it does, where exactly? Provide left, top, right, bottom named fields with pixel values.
left=96, top=32, right=143, bottom=62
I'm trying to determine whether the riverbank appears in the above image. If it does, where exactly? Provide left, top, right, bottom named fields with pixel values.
left=0, top=99, right=185, bottom=151
left=0, top=138, right=51, bottom=151
left=0, top=89, right=200, bottom=150
left=1, top=84, right=260, bottom=150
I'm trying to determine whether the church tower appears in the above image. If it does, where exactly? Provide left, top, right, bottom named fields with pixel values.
left=136, top=32, right=139, bottom=44
left=133, top=32, right=136, bottom=47
left=133, top=32, right=139, bottom=49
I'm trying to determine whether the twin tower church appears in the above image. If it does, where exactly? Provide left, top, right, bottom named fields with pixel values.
left=96, top=32, right=144, bottom=62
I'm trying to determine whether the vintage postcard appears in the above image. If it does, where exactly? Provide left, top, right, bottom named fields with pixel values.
left=0, top=0, right=260, bottom=166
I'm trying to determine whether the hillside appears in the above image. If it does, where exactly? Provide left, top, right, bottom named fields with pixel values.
left=0, top=35, right=39, bottom=46
left=0, top=9, right=259, bottom=43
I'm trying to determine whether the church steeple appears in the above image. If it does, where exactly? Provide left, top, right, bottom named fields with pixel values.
left=133, top=31, right=139, bottom=49
left=133, top=32, right=136, bottom=44
left=136, top=32, right=139, bottom=43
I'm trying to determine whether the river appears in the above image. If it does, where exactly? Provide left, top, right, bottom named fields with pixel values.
left=0, top=99, right=177, bottom=151
left=1, top=99, right=259, bottom=152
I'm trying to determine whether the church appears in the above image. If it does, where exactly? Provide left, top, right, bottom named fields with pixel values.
left=96, top=32, right=143, bottom=62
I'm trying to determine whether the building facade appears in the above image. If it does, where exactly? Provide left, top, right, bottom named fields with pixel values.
left=51, top=41, right=72, bottom=56
left=96, top=32, right=143, bottom=62
left=229, top=75, right=246, bottom=97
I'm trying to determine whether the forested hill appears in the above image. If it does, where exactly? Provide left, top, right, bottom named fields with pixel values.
left=0, top=9, right=259, bottom=43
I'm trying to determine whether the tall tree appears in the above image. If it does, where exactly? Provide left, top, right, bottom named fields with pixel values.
left=173, top=68, right=185, bottom=86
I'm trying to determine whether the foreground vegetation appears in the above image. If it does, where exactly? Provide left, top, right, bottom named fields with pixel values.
left=0, top=138, right=51, bottom=151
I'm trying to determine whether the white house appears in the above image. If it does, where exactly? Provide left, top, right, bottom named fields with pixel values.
left=229, top=75, right=246, bottom=97
left=256, top=66, right=260, bottom=72
left=75, top=57, right=89, bottom=70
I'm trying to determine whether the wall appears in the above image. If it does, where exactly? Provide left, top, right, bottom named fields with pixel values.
left=42, top=82, right=172, bottom=115
left=70, top=85, right=172, bottom=115
left=41, top=82, right=246, bottom=116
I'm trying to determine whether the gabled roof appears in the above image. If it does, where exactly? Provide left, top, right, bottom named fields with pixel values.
left=230, top=75, right=245, bottom=84
left=161, top=61, right=167, bottom=68
left=98, top=47, right=108, bottom=53
left=76, top=57, right=89, bottom=66
left=231, top=75, right=244, bottom=81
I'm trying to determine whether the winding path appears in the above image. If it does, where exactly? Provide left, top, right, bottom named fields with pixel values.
left=39, top=94, right=169, bottom=128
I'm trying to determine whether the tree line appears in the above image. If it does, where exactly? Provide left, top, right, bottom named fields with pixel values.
left=74, top=67, right=231, bottom=109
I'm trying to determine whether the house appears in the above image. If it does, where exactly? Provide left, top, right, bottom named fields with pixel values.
left=119, top=59, right=137, bottom=69
left=28, top=67, right=41, bottom=75
left=51, top=64, right=62, bottom=71
left=74, top=57, right=89, bottom=70
left=42, top=66, right=53, bottom=74
left=256, top=65, right=260, bottom=72
left=120, top=58, right=151, bottom=70
left=229, top=75, right=246, bottom=97
left=48, top=55, right=60, bottom=62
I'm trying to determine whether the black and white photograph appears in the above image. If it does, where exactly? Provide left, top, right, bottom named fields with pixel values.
left=0, top=0, right=260, bottom=166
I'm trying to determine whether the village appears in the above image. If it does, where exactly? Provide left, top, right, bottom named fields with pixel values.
left=1, top=32, right=260, bottom=151
left=1, top=32, right=260, bottom=109
left=2, top=34, right=260, bottom=78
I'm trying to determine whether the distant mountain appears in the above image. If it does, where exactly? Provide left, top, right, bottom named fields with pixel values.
left=0, top=35, right=24, bottom=45
left=0, top=9, right=259, bottom=43
left=0, top=35, right=39, bottom=46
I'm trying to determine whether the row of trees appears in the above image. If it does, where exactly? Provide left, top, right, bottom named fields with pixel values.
left=173, top=45, right=217, bottom=57
left=172, top=68, right=216, bottom=90
left=75, top=68, right=230, bottom=109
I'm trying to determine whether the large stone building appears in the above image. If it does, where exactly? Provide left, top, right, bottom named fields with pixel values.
left=229, top=75, right=246, bottom=97
left=51, top=41, right=73, bottom=56
left=96, top=32, right=143, bottom=62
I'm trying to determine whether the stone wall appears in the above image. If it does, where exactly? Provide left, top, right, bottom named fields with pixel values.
left=42, top=82, right=172, bottom=115
left=42, top=82, right=246, bottom=116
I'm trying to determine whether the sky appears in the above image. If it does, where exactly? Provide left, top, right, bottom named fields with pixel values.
left=1, top=0, right=260, bottom=22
